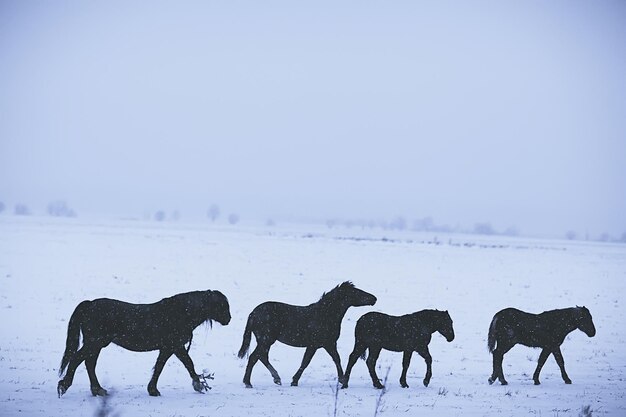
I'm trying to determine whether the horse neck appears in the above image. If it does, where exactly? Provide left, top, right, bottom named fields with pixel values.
left=413, top=311, right=440, bottom=334
left=542, top=308, right=579, bottom=337
left=315, top=295, right=351, bottom=321
left=559, top=309, right=580, bottom=335
left=180, top=294, right=211, bottom=328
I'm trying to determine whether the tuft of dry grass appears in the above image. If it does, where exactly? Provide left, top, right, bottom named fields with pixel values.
left=578, top=405, right=593, bottom=417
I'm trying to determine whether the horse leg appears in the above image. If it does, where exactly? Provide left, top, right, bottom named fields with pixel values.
left=488, top=350, right=498, bottom=385
left=552, top=347, right=572, bottom=384
left=416, top=346, right=433, bottom=387
left=243, top=345, right=263, bottom=388
left=533, top=348, right=550, bottom=385
left=57, top=346, right=89, bottom=397
left=494, top=344, right=513, bottom=385
left=341, top=340, right=367, bottom=389
left=291, top=347, right=317, bottom=386
left=400, top=351, right=412, bottom=388
left=323, top=344, right=344, bottom=382
left=366, top=346, right=384, bottom=389
left=85, top=347, right=107, bottom=396
left=174, top=347, right=205, bottom=393
left=258, top=348, right=282, bottom=386
left=148, top=349, right=173, bottom=396
left=492, top=349, right=509, bottom=385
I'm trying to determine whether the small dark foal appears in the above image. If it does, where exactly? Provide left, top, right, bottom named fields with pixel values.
left=487, top=306, right=596, bottom=385
left=341, top=310, right=454, bottom=389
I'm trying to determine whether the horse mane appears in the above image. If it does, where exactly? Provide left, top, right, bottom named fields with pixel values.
left=541, top=306, right=585, bottom=316
left=163, top=290, right=216, bottom=328
left=318, top=281, right=354, bottom=303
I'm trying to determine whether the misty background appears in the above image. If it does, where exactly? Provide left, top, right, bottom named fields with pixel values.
left=1, top=1, right=625, bottom=238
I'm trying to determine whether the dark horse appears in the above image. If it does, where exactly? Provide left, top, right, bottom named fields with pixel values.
left=487, top=306, right=595, bottom=385
left=341, top=310, right=454, bottom=389
left=237, top=281, right=376, bottom=388
left=57, top=290, right=231, bottom=397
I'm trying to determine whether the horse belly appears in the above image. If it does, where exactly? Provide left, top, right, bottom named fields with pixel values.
left=380, top=341, right=406, bottom=353
left=278, top=336, right=312, bottom=348
left=277, top=329, right=318, bottom=348
left=111, top=322, right=174, bottom=352
left=112, top=334, right=162, bottom=352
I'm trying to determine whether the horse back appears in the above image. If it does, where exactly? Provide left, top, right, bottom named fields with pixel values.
left=493, top=308, right=565, bottom=348
left=249, top=301, right=339, bottom=347
left=80, top=298, right=190, bottom=351
left=356, top=312, right=426, bottom=351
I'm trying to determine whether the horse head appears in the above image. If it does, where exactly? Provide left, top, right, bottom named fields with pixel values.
left=576, top=306, right=596, bottom=337
left=437, top=310, right=455, bottom=342
left=339, top=281, right=377, bottom=307
left=208, top=290, right=231, bottom=326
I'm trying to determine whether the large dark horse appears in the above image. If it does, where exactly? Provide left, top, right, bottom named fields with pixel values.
left=57, top=290, right=231, bottom=397
left=341, top=310, right=454, bottom=389
left=237, top=281, right=376, bottom=388
left=487, top=306, right=595, bottom=385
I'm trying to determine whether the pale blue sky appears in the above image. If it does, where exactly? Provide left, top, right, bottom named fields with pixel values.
left=1, top=1, right=625, bottom=236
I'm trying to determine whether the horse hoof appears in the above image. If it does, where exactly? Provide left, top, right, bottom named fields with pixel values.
left=500, top=381, right=508, bottom=386
left=193, top=380, right=209, bottom=393
left=57, top=382, right=67, bottom=398
left=400, top=383, right=409, bottom=388
left=91, top=387, right=108, bottom=397
left=564, top=379, right=572, bottom=385
left=148, top=388, right=161, bottom=397
left=341, top=384, right=348, bottom=389
left=488, top=378, right=494, bottom=385
left=373, top=384, right=385, bottom=390
left=290, top=381, right=298, bottom=387
left=244, top=383, right=253, bottom=389
left=274, top=379, right=282, bottom=386
left=423, top=380, right=430, bottom=387
left=534, top=380, right=540, bottom=385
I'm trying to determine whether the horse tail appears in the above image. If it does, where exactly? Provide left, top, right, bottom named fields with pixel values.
left=237, top=313, right=254, bottom=359
left=487, top=315, right=498, bottom=353
left=359, top=350, right=367, bottom=361
left=59, top=300, right=89, bottom=377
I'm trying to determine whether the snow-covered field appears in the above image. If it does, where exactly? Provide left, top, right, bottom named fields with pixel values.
left=1, top=216, right=625, bottom=417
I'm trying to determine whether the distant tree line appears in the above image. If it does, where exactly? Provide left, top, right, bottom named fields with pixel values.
left=0, top=200, right=76, bottom=217
left=324, top=215, right=519, bottom=237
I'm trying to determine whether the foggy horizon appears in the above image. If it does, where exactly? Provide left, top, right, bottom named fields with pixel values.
left=1, top=1, right=625, bottom=238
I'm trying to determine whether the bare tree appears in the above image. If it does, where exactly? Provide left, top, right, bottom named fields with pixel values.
left=47, top=200, right=76, bottom=217
left=228, top=213, right=240, bottom=225
left=474, top=222, right=495, bottom=235
left=390, top=216, right=407, bottom=230
left=412, top=216, right=434, bottom=231
left=565, top=230, right=577, bottom=240
left=503, top=226, right=519, bottom=236
left=208, top=204, right=220, bottom=222
left=14, top=204, right=30, bottom=216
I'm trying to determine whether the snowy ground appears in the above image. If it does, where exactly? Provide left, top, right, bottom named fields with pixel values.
left=1, top=216, right=625, bottom=417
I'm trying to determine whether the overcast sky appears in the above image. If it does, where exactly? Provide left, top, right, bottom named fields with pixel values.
left=1, top=1, right=625, bottom=237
